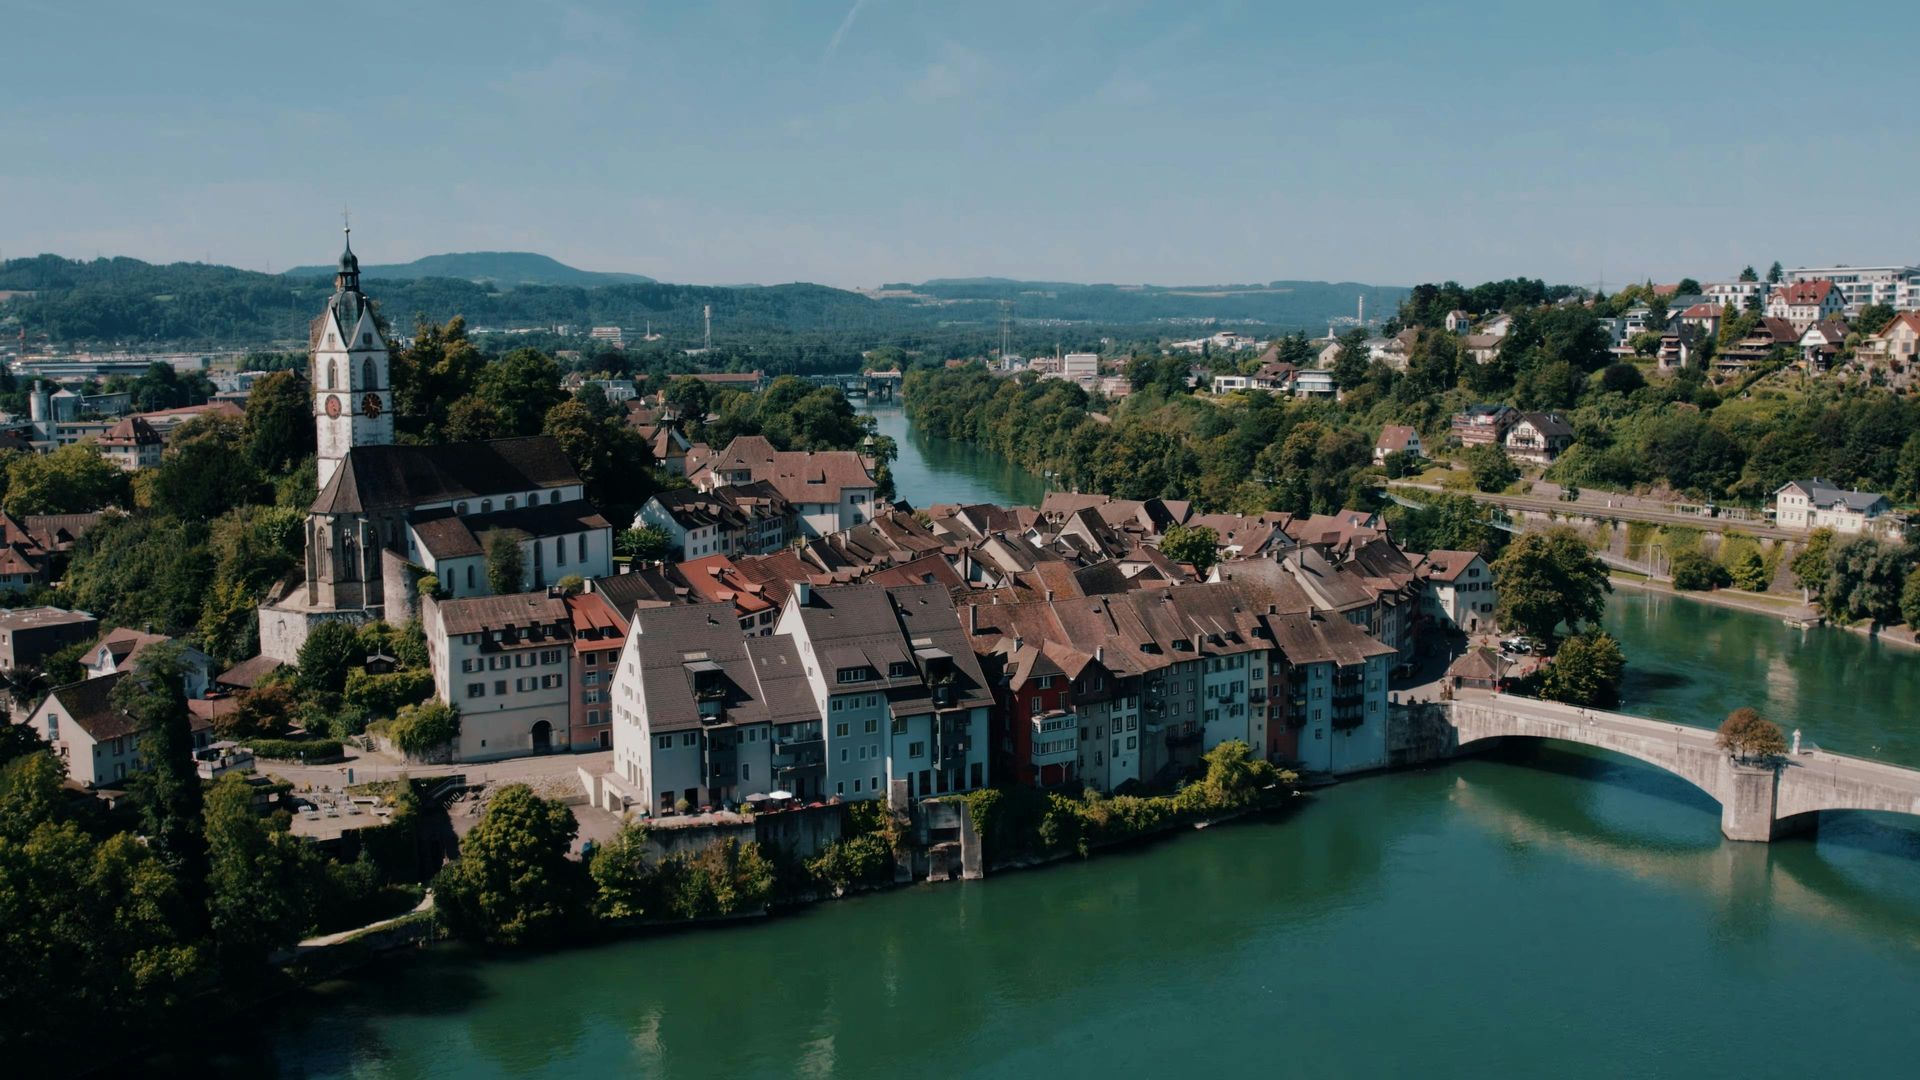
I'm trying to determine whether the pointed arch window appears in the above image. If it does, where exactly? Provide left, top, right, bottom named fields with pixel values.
left=327, top=360, right=338, bottom=390
left=362, top=358, right=376, bottom=390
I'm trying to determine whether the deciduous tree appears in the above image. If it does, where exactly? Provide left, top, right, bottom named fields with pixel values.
left=1492, top=527, right=1610, bottom=647
left=432, top=784, right=584, bottom=945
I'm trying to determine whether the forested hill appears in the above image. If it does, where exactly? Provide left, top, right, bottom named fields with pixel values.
left=279, top=251, right=655, bottom=287
left=0, top=253, right=1405, bottom=349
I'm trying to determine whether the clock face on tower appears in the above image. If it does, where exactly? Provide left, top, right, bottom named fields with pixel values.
left=361, top=393, right=383, bottom=419
left=324, top=394, right=342, bottom=418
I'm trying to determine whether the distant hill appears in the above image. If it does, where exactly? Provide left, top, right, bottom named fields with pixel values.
left=0, top=254, right=1407, bottom=350
left=280, top=251, right=654, bottom=287
left=881, top=277, right=1408, bottom=329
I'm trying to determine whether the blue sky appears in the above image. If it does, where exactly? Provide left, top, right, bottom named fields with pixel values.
left=4, top=0, right=1915, bottom=288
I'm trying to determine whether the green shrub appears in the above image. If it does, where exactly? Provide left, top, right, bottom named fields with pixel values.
left=344, top=668, right=433, bottom=718
left=1670, top=549, right=1729, bottom=591
left=806, top=834, right=895, bottom=893
left=246, top=737, right=344, bottom=762
left=387, top=700, right=459, bottom=756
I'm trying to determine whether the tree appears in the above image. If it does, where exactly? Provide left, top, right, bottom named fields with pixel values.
left=1790, top=528, right=1834, bottom=600
left=149, top=417, right=267, bottom=521
left=1391, top=492, right=1501, bottom=559
left=1158, top=523, right=1220, bottom=572
left=391, top=316, right=487, bottom=441
left=1492, top=527, right=1611, bottom=647
left=588, top=820, right=655, bottom=919
left=1766, top=261, right=1783, bottom=284
left=1903, top=567, right=1920, bottom=630
left=4, top=443, right=129, bottom=515
left=1823, top=537, right=1905, bottom=625
left=1738, top=266, right=1758, bottom=282
left=1717, top=707, right=1787, bottom=762
left=617, top=526, right=672, bottom=562
left=1669, top=549, right=1729, bottom=591
left=663, top=376, right=712, bottom=422
left=114, top=642, right=210, bottom=933
left=203, top=774, right=315, bottom=976
left=1332, top=328, right=1370, bottom=391
left=543, top=397, right=656, bottom=524
left=223, top=684, right=297, bottom=739
left=1727, top=546, right=1769, bottom=592
left=242, top=370, right=315, bottom=472
left=1465, top=443, right=1520, bottom=493
left=443, top=393, right=501, bottom=442
left=1539, top=631, right=1625, bottom=707
left=1674, top=278, right=1701, bottom=297
left=388, top=700, right=460, bottom=756
left=1599, top=362, right=1645, bottom=395
left=485, top=531, right=525, bottom=594
left=297, top=620, right=361, bottom=695
left=1855, top=304, right=1897, bottom=336
left=432, top=784, right=584, bottom=945
left=475, top=348, right=566, bottom=436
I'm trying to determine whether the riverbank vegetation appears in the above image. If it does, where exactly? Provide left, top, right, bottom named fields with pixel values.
left=0, top=648, right=429, bottom=1068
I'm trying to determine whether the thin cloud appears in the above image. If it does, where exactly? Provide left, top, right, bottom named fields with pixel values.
left=824, top=0, right=869, bottom=59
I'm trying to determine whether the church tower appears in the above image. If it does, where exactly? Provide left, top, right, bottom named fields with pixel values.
left=313, top=226, right=394, bottom=490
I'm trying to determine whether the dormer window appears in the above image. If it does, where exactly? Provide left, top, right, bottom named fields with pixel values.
left=836, top=667, right=872, bottom=685
left=888, top=662, right=914, bottom=679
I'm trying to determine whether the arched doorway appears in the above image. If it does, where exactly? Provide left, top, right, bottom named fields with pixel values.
left=531, top=720, right=552, bottom=754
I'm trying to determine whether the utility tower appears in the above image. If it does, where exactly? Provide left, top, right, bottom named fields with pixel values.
left=703, top=304, right=712, bottom=351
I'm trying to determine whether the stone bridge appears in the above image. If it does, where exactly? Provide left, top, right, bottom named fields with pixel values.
left=1442, top=694, right=1920, bottom=841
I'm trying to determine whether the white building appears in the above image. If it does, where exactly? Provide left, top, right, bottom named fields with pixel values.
left=83, top=628, right=213, bottom=699
left=1772, top=479, right=1901, bottom=539
left=1767, top=280, right=1848, bottom=331
left=424, top=590, right=577, bottom=760
left=27, top=672, right=213, bottom=788
left=776, top=582, right=994, bottom=803
left=1420, top=550, right=1497, bottom=634
left=1782, top=266, right=1920, bottom=312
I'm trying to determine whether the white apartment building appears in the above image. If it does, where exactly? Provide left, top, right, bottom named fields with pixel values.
left=1420, top=550, right=1497, bottom=633
left=1772, top=479, right=1901, bottom=539
left=1782, top=266, right=1920, bottom=312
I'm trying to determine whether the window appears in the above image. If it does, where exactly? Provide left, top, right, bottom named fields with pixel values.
left=1034, top=675, right=1055, bottom=689
left=741, top=764, right=750, bottom=781
left=836, top=667, right=871, bottom=684
left=1126, top=736, right=1137, bottom=750
left=909, top=741, right=925, bottom=758
left=682, top=732, right=697, bottom=747
left=466, top=566, right=475, bottom=590
left=556, top=538, right=566, bottom=566
left=853, top=779, right=862, bottom=793
left=579, top=534, right=588, bottom=562
left=831, top=699, right=842, bottom=713
left=327, top=359, right=338, bottom=388
left=891, top=715, right=907, bottom=735
left=585, top=653, right=597, bottom=667
left=835, top=722, right=849, bottom=738
left=889, top=661, right=913, bottom=678
left=494, top=680, right=506, bottom=695
left=871, top=775, right=880, bottom=792
left=836, top=782, right=845, bottom=796
left=841, top=748, right=849, bottom=762
left=656, top=735, right=671, bottom=749
left=466, top=683, right=485, bottom=698
left=863, top=718, right=878, bottom=734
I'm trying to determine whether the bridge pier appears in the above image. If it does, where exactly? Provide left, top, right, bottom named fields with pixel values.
left=1718, top=760, right=1785, bottom=842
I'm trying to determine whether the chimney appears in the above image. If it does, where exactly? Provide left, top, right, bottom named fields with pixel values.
left=1095, top=645, right=1103, bottom=664
left=794, top=580, right=812, bottom=606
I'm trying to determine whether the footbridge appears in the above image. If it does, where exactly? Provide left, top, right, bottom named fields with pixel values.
left=1442, top=694, right=1920, bottom=841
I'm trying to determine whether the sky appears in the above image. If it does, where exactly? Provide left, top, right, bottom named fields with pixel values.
left=4, top=0, right=1916, bottom=289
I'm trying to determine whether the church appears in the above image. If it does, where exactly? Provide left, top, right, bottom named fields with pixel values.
left=258, top=232, right=614, bottom=663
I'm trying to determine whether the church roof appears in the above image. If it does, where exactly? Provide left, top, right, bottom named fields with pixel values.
left=409, top=499, right=610, bottom=560
left=313, top=436, right=582, bottom=515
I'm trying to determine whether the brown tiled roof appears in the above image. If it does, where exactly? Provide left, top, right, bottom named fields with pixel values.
left=215, top=654, right=285, bottom=689
left=98, top=416, right=162, bottom=447
left=409, top=499, right=608, bottom=560
left=433, top=591, right=570, bottom=637
left=1420, top=549, right=1483, bottom=583
left=1774, top=280, right=1833, bottom=305
left=1376, top=425, right=1417, bottom=452
left=45, top=672, right=133, bottom=740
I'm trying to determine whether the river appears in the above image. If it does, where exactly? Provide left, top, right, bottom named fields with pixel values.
left=261, top=406, right=1920, bottom=1078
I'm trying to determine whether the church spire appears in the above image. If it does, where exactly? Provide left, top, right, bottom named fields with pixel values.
left=335, top=213, right=360, bottom=294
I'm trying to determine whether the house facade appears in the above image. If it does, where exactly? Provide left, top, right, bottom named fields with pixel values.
left=1504, top=412, right=1574, bottom=463
left=1773, top=479, right=1900, bottom=538
left=27, top=673, right=213, bottom=788
left=1420, top=550, right=1497, bottom=633
left=424, top=590, right=576, bottom=760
